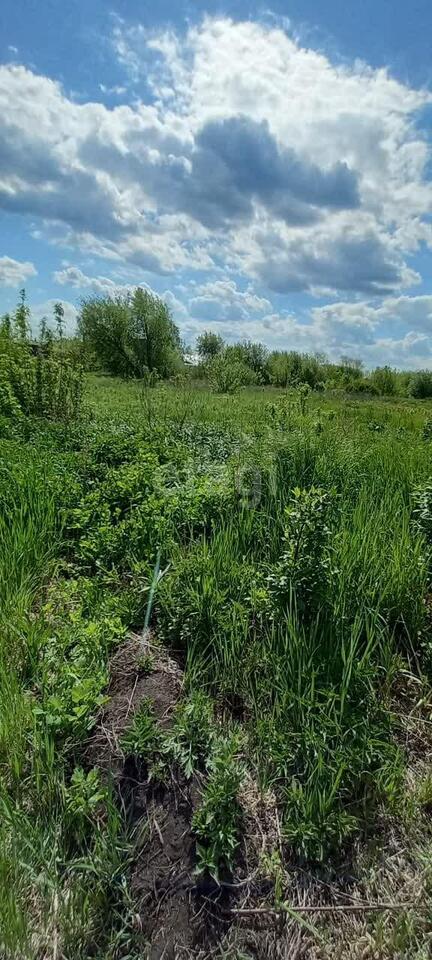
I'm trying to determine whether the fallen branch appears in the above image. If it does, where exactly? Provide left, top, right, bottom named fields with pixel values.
left=228, top=900, right=431, bottom=918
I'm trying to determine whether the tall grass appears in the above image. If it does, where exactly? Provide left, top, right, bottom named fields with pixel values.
left=0, top=458, right=134, bottom=958
left=157, top=402, right=431, bottom=857
left=0, top=464, right=60, bottom=787
left=2, top=378, right=432, bottom=953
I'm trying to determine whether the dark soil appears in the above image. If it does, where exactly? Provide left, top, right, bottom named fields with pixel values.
left=86, top=631, right=182, bottom=776
left=129, top=772, right=197, bottom=959
left=86, top=631, right=229, bottom=958
left=86, top=631, right=326, bottom=958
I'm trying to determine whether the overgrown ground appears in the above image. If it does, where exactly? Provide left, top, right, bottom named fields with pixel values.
left=2, top=376, right=432, bottom=958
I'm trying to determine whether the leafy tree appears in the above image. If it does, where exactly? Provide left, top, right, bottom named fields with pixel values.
left=267, top=351, right=322, bottom=389
left=225, top=340, right=269, bottom=382
left=131, top=287, right=182, bottom=376
left=340, top=355, right=363, bottom=372
left=78, top=288, right=182, bottom=379
left=39, top=316, right=54, bottom=356
left=0, top=313, right=11, bottom=337
left=54, top=302, right=65, bottom=341
left=196, top=330, right=225, bottom=362
left=13, top=289, right=30, bottom=340
left=323, top=357, right=364, bottom=390
left=267, top=351, right=301, bottom=387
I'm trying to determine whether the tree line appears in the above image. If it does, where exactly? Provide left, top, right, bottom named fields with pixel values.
left=2, top=288, right=432, bottom=399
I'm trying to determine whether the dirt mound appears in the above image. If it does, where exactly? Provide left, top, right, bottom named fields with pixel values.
left=87, top=632, right=211, bottom=957
left=86, top=630, right=182, bottom=776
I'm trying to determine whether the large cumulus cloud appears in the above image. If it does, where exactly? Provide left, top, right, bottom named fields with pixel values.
left=0, top=16, right=431, bottom=297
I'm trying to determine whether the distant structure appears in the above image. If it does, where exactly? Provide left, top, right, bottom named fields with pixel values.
left=183, top=352, right=200, bottom=366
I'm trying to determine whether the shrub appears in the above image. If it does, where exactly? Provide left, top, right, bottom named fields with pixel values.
left=346, top=379, right=379, bottom=395
left=408, top=371, right=432, bottom=399
left=267, top=486, right=336, bottom=619
left=0, top=337, right=84, bottom=421
left=267, top=350, right=321, bottom=388
left=225, top=341, right=269, bottom=383
left=370, top=365, right=397, bottom=396
left=208, top=355, right=257, bottom=393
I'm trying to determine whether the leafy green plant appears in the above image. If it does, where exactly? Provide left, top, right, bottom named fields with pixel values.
left=164, top=691, right=216, bottom=777
left=193, top=735, right=244, bottom=879
left=412, top=479, right=432, bottom=542
left=297, top=382, right=311, bottom=415
left=409, top=371, right=432, bottom=399
left=0, top=340, right=84, bottom=421
left=79, top=288, right=182, bottom=379
left=267, top=486, right=336, bottom=618
left=121, top=699, right=161, bottom=758
left=65, top=767, right=107, bottom=844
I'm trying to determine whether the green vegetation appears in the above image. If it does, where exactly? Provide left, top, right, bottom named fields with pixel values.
left=0, top=291, right=83, bottom=421
left=2, top=291, right=432, bottom=955
left=78, top=287, right=182, bottom=378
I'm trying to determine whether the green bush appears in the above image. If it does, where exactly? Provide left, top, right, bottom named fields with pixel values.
left=267, top=350, right=321, bottom=388
left=208, top=354, right=257, bottom=393
left=267, top=486, right=336, bottom=619
left=370, top=365, right=398, bottom=396
left=0, top=337, right=83, bottom=421
left=408, top=371, right=432, bottom=399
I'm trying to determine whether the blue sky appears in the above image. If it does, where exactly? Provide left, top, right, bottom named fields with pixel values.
left=2, top=1, right=432, bottom=367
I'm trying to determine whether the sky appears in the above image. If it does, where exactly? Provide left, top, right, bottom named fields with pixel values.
left=2, top=1, right=432, bottom=368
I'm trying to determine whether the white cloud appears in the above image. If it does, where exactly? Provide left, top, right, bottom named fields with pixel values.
left=311, top=294, right=432, bottom=339
left=309, top=294, right=432, bottom=363
left=99, top=83, right=127, bottom=96
left=0, top=255, right=37, bottom=287
left=0, top=17, right=431, bottom=297
left=52, top=264, right=187, bottom=321
left=53, top=265, right=140, bottom=294
left=189, top=279, right=271, bottom=320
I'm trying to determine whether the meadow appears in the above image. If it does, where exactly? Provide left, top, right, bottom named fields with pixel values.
left=2, top=374, right=432, bottom=958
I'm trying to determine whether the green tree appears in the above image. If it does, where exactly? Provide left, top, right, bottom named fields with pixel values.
left=13, top=289, right=30, bottom=340
left=131, top=287, right=182, bottom=376
left=267, top=351, right=322, bottom=388
left=78, top=288, right=182, bottom=379
left=0, top=313, right=11, bottom=337
left=39, top=316, right=54, bottom=356
left=54, top=302, right=65, bottom=341
left=196, top=330, right=225, bottom=362
left=225, top=340, right=269, bottom=382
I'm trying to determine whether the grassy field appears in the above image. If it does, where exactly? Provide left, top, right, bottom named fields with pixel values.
left=2, top=375, right=432, bottom=958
